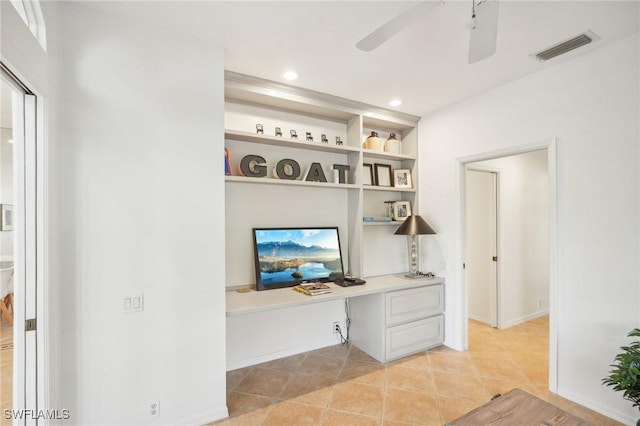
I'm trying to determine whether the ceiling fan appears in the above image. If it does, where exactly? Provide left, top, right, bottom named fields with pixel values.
left=356, top=0, right=499, bottom=64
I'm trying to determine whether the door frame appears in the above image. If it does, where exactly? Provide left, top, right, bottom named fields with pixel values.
left=455, top=138, right=558, bottom=392
left=464, top=166, right=500, bottom=328
left=1, top=61, right=49, bottom=421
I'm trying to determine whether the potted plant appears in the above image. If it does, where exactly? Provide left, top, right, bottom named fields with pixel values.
left=603, top=328, right=640, bottom=423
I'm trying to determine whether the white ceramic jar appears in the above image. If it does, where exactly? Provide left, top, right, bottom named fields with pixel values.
left=384, top=132, right=401, bottom=154
left=363, top=131, right=383, bottom=151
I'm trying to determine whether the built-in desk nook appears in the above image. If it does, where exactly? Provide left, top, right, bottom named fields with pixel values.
left=223, top=73, right=444, bottom=372
left=226, top=275, right=444, bottom=370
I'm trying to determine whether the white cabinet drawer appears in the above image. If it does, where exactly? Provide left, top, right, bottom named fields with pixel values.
left=385, top=315, right=444, bottom=361
left=385, top=285, right=444, bottom=326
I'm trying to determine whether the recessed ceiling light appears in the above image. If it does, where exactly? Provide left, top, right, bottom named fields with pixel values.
left=389, top=99, right=402, bottom=107
left=283, top=71, right=298, bottom=81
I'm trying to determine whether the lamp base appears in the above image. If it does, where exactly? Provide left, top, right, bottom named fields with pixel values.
left=404, top=272, right=424, bottom=279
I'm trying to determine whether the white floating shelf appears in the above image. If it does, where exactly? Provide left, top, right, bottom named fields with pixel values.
left=225, top=175, right=360, bottom=190
left=363, top=186, right=416, bottom=193
left=363, top=221, right=403, bottom=226
left=362, top=150, right=416, bottom=161
left=225, top=130, right=361, bottom=155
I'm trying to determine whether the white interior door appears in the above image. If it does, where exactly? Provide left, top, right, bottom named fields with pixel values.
left=466, top=169, right=498, bottom=327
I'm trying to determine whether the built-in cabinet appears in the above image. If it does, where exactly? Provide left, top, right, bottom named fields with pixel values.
left=223, top=72, right=443, bottom=371
left=349, top=281, right=445, bottom=362
left=224, top=72, right=421, bottom=285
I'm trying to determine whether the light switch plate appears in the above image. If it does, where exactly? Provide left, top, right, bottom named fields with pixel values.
left=123, top=293, right=144, bottom=313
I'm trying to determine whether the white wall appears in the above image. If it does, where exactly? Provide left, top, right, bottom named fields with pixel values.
left=472, top=150, right=550, bottom=328
left=420, top=34, right=639, bottom=423
left=46, top=3, right=227, bottom=424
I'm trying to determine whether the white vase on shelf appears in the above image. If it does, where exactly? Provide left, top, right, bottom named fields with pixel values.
left=363, top=131, right=383, bottom=151
left=384, top=132, right=401, bottom=154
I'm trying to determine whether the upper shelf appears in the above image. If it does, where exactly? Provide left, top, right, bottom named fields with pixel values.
left=226, top=130, right=417, bottom=161
left=225, top=130, right=360, bottom=155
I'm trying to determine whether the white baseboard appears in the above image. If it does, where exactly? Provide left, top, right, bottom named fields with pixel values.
left=468, top=314, right=493, bottom=325
left=499, top=310, right=549, bottom=329
left=557, top=387, right=635, bottom=425
left=226, top=338, right=338, bottom=371
left=178, top=405, right=229, bottom=426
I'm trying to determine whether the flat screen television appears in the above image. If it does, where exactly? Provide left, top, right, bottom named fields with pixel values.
left=252, top=227, right=345, bottom=291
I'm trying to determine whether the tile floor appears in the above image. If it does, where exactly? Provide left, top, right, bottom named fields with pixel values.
left=216, top=316, right=622, bottom=426
left=0, top=315, right=12, bottom=425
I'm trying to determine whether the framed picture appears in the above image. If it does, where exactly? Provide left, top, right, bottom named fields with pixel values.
left=374, top=164, right=392, bottom=187
left=392, top=201, right=411, bottom=221
left=393, top=168, right=412, bottom=188
left=363, top=163, right=374, bottom=186
left=0, top=204, right=13, bottom=231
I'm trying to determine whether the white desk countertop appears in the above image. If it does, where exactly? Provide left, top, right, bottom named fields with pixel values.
left=226, top=274, right=445, bottom=316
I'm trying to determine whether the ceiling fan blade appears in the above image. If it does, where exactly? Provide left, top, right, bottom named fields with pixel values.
left=356, top=1, right=441, bottom=52
left=468, top=0, right=499, bottom=64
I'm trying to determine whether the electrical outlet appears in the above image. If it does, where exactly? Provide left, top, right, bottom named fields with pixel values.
left=148, top=399, right=160, bottom=417
left=537, top=299, right=542, bottom=308
left=333, top=322, right=341, bottom=334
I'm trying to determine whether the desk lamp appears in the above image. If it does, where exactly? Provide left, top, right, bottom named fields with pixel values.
left=394, top=215, right=436, bottom=278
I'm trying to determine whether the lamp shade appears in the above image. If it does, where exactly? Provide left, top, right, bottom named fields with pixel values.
left=394, top=215, right=436, bottom=236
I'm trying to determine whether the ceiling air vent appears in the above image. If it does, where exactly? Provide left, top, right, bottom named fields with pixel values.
left=531, top=30, right=600, bottom=62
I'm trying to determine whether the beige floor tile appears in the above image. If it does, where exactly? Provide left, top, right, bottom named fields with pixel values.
left=311, top=343, right=351, bottom=359
left=432, top=371, right=489, bottom=404
left=348, top=345, right=379, bottom=363
left=226, top=391, right=274, bottom=417
left=298, top=355, right=346, bottom=380
left=383, top=388, right=441, bottom=425
left=388, top=351, right=431, bottom=370
left=220, top=317, right=622, bottom=426
left=320, top=409, right=380, bottom=426
left=226, top=367, right=253, bottom=394
left=261, top=400, right=325, bottom=426
left=471, top=357, right=529, bottom=382
left=234, top=367, right=292, bottom=398
left=257, top=353, right=307, bottom=373
left=329, top=381, right=384, bottom=418
left=339, top=359, right=387, bottom=387
left=280, top=374, right=337, bottom=407
left=428, top=351, right=476, bottom=375
left=385, top=364, right=435, bottom=394
left=437, top=395, right=484, bottom=424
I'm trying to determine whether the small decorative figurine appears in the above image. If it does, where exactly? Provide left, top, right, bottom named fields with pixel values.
left=290, top=129, right=298, bottom=139
left=306, top=132, right=313, bottom=142
left=256, top=124, right=264, bottom=134
left=275, top=127, right=283, bottom=137
left=336, top=136, right=343, bottom=146
left=321, top=134, right=328, bottom=144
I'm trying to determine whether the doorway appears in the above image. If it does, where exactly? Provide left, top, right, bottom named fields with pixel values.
left=461, top=143, right=556, bottom=390
left=0, top=72, right=16, bottom=421
left=0, top=62, right=43, bottom=421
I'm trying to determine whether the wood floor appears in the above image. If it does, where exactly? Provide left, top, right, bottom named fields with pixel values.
left=0, top=313, right=12, bottom=425
left=216, top=316, right=622, bottom=425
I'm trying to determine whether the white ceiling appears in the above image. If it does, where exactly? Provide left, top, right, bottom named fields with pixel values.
left=72, top=1, right=640, bottom=116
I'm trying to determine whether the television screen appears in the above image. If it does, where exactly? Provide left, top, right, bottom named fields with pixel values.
left=252, top=227, right=345, bottom=291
